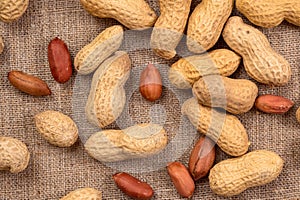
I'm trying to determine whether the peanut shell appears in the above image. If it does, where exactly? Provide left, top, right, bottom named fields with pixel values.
left=60, top=188, right=102, bottom=200
left=236, top=0, right=300, bottom=28
left=34, top=110, right=78, bottom=147
left=0, top=136, right=30, bottom=173
left=85, top=124, right=168, bottom=162
left=223, top=16, right=291, bottom=86
left=0, top=0, right=29, bottom=22
left=74, top=25, right=124, bottom=75
left=85, top=51, right=131, bottom=128
left=296, top=107, right=300, bottom=123
left=169, top=49, right=241, bottom=89
left=209, top=150, right=284, bottom=197
left=193, top=75, right=258, bottom=114
left=187, top=0, right=234, bottom=53
left=150, top=0, right=192, bottom=59
left=182, top=98, right=250, bottom=157
left=80, top=0, right=157, bottom=30
left=0, top=35, right=4, bottom=54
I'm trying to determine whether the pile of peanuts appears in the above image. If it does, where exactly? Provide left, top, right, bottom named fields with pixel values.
left=0, top=0, right=299, bottom=199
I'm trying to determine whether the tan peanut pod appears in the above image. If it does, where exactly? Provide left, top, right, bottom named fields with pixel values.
left=0, top=0, right=29, bottom=22
left=296, top=107, right=300, bottom=123
left=60, top=188, right=102, bottom=200
left=193, top=75, right=258, bottom=115
left=150, top=0, right=192, bottom=59
left=80, top=0, right=157, bottom=30
left=0, top=136, right=30, bottom=173
left=169, top=49, right=241, bottom=89
left=34, top=111, right=78, bottom=147
left=236, top=0, right=300, bottom=28
left=85, top=124, right=168, bottom=162
left=85, top=51, right=131, bottom=128
left=209, top=150, right=284, bottom=197
left=0, top=35, right=4, bottom=54
left=182, top=98, right=250, bottom=157
left=187, top=0, right=233, bottom=53
left=74, top=25, right=124, bottom=75
left=223, top=16, right=291, bottom=86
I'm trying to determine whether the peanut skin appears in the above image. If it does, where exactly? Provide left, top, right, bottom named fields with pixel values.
left=236, top=0, right=300, bottom=28
left=189, top=136, right=215, bottom=181
left=255, top=95, right=294, bottom=114
left=48, top=37, right=73, bottom=83
left=139, top=64, right=162, bottom=102
left=209, top=150, right=284, bottom=197
left=113, top=172, right=154, bottom=200
left=223, top=16, right=291, bottom=86
left=167, top=162, right=195, bottom=198
left=8, top=70, right=51, bottom=96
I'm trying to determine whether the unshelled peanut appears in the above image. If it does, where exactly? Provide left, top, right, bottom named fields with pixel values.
left=85, top=124, right=168, bottom=162
left=0, top=36, right=4, bottom=54
left=150, top=0, right=192, bottom=59
left=85, top=51, right=131, bottom=128
left=223, top=16, right=291, bottom=86
left=34, top=110, right=78, bottom=147
left=193, top=75, right=258, bottom=114
left=209, top=150, right=284, bottom=197
left=187, top=0, right=234, bottom=53
left=236, top=0, right=300, bottom=28
left=296, top=108, right=300, bottom=123
left=182, top=98, right=250, bottom=157
left=169, top=49, right=241, bottom=89
left=0, top=0, right=29, bottom=22
left=0, top=136, right=30, bottom=173
left=80, top=0, right=157, bottom=30
left=75, top=25, right=124, bottom=75
left=60, top=188, right=102, bottom=200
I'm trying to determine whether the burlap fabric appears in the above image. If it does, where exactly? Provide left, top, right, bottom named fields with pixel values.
left=0, top=0, right=299, bottom=199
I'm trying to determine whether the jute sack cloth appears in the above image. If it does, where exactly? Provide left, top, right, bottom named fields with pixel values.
left=0, top=0, right=299, bottom=199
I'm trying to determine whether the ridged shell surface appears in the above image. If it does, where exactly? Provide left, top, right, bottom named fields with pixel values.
left=223, top=16, right=291, bottom=86
left=209, top=150, right=284, bottom=196
left=182, top=98, right=249, bottom=156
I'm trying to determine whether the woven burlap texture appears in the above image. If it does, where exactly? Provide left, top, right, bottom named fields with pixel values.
left=0, top=0, right=299, bottom=199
